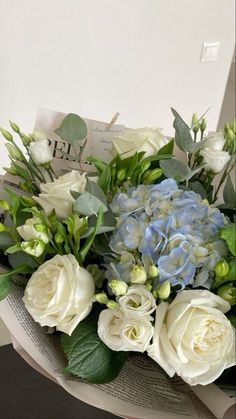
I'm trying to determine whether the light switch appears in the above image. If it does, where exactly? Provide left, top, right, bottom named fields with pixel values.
left=200, top=42, right=220, bottom=62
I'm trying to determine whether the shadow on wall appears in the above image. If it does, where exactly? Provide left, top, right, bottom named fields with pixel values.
left=218, top=59, right=236, bottom=129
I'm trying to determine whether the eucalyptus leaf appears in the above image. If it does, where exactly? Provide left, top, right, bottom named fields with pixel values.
left=74, top=191, right=107, bottom=216
left=0, top=231, right=14, bottom=250
left=188, top=181, right=207, bottom=199
left=223, top=175, right=236, bottom=208
left=8, top=251, right=38, bottom=269
left=61, top=308, right=128, bottom=383
left=160, top=159, right=188, bottom=179
left=85, top=180, right=107, bottom=206
left=171, top=108, right=195, bottom=153
left=55, top=114, right=87, bottom=145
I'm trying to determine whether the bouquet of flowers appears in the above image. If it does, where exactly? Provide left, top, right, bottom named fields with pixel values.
left=0, top=109, right=235, bottom=396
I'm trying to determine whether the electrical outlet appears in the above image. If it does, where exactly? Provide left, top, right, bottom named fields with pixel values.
left=200, top=42, right=220, bottom=62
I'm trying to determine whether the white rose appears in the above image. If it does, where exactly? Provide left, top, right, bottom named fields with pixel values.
left=98, top=308, right=154, bottom=352
left=29, top=139, right=53, bottom=165
left=119, top=285, right=156, bottom=316
left=148, top=290, right=235, bottom=385
left=34, top=170, right=86, bottom=219
left=200, top=148, right=230, bottom=173
left=17, top=216, right=49, bottom=244
left=204, top=133, right=226, bottom=151
left=112, top=128, right=170, bottom=158
left=23, top=254, right=95, bottom=335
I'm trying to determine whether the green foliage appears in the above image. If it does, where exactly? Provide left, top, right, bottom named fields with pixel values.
left=220, top=223, right=236, bottom=256
left=61, top=308, right=128, bottom=383
left=171, top=108, right=195, bottom=153
left=55, top=113, right=87, bottom=145
left=0, top=264, right=33, bottom=300
left=160, top=159, right=203, bottom=182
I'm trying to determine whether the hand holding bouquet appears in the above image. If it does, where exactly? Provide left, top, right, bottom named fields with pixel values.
left=0, top=110, right=235, bottom=388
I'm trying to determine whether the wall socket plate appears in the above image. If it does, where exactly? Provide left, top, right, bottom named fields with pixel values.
left=200, top=42, right=220, bottom=62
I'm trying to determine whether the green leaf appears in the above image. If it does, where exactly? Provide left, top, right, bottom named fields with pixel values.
left=0, top=231, right=14, bottom=250
left=12, top=162, right=31, bottom=181
left=0, top=264, right=33, bottom=301
left=79, top=207, right=104, bottom=261
left=220, top=224, right=236, bottom=256
left=98, top=166, right=111, bottom=195
left=188, top=181, right=207, bottom=199
left=160, top=159, right=188, bottom=179
left=157, top=138, right=174, bottom=155
left=8, top=251, right=38, bottom=269
left=223, top=175, right=236, bottom=209
left=6, top=243, right=22, bottom=254
left=55, top=114, right=87, bottom=145
left=85, top=180, right=107, bottom=206
left=171, top=108, right=195, bottom=153
left=74, top=191, right=107, bottom=217
left=0, top=275, right=12, bottom=301
left=61, top=309, right=128, bottom=383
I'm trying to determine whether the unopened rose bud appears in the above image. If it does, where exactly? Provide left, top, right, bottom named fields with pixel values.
left=6, top=143, right=24, bottom=161
left=130, top=265, right=147, bottom=284
left=0, top=200, right=9, bottom=211
left=0, top=223, right=7, bottom=232
left=0, top=127, right=13, bottom=142
left=54, top=231, right=64, bottom=244
left=117, top=168, right=126, bottom=182
left=157, top=281, right=170, bottom=300
left=217, top=283, right=236, bottom=306
left=21, top=239, right=45, bottom=257
left=106, top=300, right=118, bottom=310
left=215, top=259, right=229, bottom=278
left=94, top=292, right=109, bottom=304
left=109, top=279, right=128, bottom=296
left=143, top=168, right=163, bottom=184
left=200, top=118, right=207, bottom=132
left=148, top=265, right=159, bottom=278
left=9, top=121, right=20, bottom=133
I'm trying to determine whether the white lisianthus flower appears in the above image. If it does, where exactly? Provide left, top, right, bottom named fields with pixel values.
left=23, top=254, right=95, bottom=335
left=112, top=128, right=170, bottom=158
left=147, top=290, right=235, bottom=385
left=200, top=148, right=230, bottom=173
left=29, top=139, right=53, bottom=165
left=118, top=285, right=156, bottom=316
left=17, top=217, right=49, bottom=244
left=98, top=308, right=154, bottom=352
left=34, top=170, right=86, bottom=219
left=204, top=133, right=226, bottom=151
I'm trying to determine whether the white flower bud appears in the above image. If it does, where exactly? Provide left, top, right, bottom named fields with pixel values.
left=109, top=279, right=128, bottom=296
left=29, top=139, right=53, bottom=166
left=148, top=265, right=159, bottom=278
left=21, top=239, right=45, bottom=257
left=130, top=265, right=147, bottom=284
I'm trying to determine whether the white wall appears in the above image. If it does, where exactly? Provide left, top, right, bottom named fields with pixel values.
left=0, top=0, right=235, bottom=172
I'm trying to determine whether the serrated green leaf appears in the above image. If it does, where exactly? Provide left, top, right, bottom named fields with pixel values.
left=223, top=175, right=236, bottom=208
left=55, top=114, right=87, bottom=145
left=171, top=108, right=194, bottom=153
left=220, top=224, right=236, bottom=256
left=61, top=310, right=128, bottom=383
left=74, top=191, right=107, bottom=216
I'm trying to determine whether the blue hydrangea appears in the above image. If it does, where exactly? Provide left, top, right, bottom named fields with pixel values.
left=107, top=179, right=227, bottom=291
